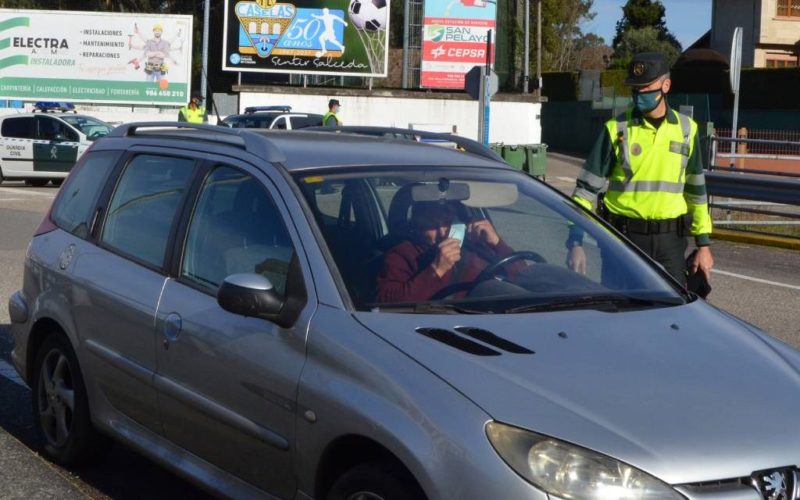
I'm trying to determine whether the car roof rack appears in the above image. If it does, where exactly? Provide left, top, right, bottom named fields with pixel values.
left=106, top=122, right=287, bottom=163
left=304, top=126, right=503, bottom=162
left=244, top=105, right=292, bottom=114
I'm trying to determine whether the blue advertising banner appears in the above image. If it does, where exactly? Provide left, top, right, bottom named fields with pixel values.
left=223, top=0, right=389, bottom=77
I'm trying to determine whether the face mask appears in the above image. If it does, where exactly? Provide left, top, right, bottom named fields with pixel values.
left=633, top=88, right=663, bottom=113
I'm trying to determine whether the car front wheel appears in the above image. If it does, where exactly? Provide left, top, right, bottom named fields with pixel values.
left=31, top=333, right=107, bottom=464
left=327, top=462, right=425, bottom=500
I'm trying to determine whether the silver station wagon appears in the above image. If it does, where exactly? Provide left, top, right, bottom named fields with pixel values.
left=8, top=123, right=800, bottom=500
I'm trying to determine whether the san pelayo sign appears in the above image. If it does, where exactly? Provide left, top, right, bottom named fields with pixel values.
left=223, top=0, right=389, bottom=77
left=420, top=0, right=496, bottom=89
left=0, top=9, right=193, bottom=105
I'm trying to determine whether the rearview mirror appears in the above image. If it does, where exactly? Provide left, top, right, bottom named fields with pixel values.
left=217, top=273, right=283, bottom=319
left=411, top=181, right=470, bottom=202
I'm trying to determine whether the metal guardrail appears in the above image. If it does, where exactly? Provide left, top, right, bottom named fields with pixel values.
left=705, top=171, right=800, bottom=207
left=707, top=135, right=800, bottom=237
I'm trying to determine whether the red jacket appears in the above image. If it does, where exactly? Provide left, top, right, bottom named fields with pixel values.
left=376, top=239, right=516, bottom=303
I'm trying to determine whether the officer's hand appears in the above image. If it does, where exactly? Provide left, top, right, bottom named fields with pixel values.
left=567, top=246, right=587, bottom=275
left=468, top=219, right=500, bottom=246
left=691, top=246, right=714, bottom=281
left=432, top=239, right=462, bottom=277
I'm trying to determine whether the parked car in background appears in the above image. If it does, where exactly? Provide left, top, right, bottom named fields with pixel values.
left=0, top=103, right=112, bottom=186
left=221, top=105, right=323, bottom=130
left=9, top=122, right=800, bottom=500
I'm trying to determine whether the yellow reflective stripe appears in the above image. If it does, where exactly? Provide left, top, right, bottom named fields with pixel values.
left=608, top=180, right=684, bottom=194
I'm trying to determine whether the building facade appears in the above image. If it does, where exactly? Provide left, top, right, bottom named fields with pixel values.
left=711, top=0, right=800, bottom=67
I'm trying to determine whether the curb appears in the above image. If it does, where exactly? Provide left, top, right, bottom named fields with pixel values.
left=712, top=229, right=800, bottom=251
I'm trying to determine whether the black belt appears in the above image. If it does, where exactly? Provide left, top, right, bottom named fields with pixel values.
left=607, top=214, right=683, bottom=235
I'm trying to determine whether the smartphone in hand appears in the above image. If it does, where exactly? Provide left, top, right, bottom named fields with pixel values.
left=448, top=223, right=466, bottom=246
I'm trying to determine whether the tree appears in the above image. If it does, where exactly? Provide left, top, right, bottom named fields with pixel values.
left=611, top=0, right=681, bottom=66
left=612, top=26, right=681, bottom=69
left=573, top=33, right=613, bottom=70
left=518, top=0, right=598, bottom=74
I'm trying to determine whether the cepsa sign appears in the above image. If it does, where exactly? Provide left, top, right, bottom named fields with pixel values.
left=420, top=0, right=496, bottom=89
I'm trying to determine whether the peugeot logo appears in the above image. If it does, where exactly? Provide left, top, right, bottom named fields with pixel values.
left=752, top=468, right=798, bottom=500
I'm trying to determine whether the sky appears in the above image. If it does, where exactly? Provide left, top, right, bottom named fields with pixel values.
left=581, top=0, right=713, bottom=49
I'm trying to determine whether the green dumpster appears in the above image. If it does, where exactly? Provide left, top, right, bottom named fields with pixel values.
left=525, top=143, right=548, bottom=179
left=490, top=142, right=504, bottom=158
left=501, top=145, right=527, bottom=171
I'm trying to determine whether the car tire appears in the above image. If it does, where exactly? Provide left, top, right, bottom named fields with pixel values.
left=0, top=166, right=4, bottom=184
left=31, top=333, right=108, bottom=465
left=327, top=461, right=425, bottom=500
left=26, top=178, right=50, bottom=187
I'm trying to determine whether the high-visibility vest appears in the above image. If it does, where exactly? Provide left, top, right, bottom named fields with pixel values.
left=574, top=108, right=711, bottom=237
left=180, top=105, right=206, bottom=124
left=323, top=111, right=340, bottom=127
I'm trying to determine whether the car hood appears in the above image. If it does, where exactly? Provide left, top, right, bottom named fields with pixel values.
left=354, top=300, right=800, bottom=485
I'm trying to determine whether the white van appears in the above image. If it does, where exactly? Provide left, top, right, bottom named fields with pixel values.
left=0, top=112, right=112, bottom=186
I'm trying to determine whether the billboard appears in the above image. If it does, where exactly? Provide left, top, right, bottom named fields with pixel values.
left=222, top=0, right=389, bottom=77
left=0, top=9, right=193, bottom=106
left=420, top=0, right=496, bottom=89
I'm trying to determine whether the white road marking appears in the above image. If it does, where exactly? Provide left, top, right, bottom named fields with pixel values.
left=0, top=198, right=25, bottom=202
left=555, top=176, right=575, bottom=183
left=0, top=359, right=28, bottom=389
left=713, top=269, right=800, bottom=291
left=0, top=187, right=56, bottom=198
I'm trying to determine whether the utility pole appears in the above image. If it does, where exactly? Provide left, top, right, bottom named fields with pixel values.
left=201, top=0, right=210, bottom=100
left=523, top=0, right=529, bottom=93
left=536, top=0, right=542, bottom=93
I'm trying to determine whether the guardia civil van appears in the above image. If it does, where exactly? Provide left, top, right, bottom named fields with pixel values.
left=0, top=105, right=112, bottom=186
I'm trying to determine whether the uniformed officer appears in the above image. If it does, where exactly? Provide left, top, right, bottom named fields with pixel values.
left=323, top=99, right=342, bottom=127
left=566, top=52, right=714, bottom=286
left=178, top=92, right=207, bottom=124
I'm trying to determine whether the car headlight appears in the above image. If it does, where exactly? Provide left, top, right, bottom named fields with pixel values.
left=486, top=421, right=683, bottom=499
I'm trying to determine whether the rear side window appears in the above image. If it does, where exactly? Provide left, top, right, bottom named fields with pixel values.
left=101, top=155, right=195, bottom=268
left=51, top=150, right=121, bottom=238
left=36, top=116, right=79, bottom=142
left=1, top=117, right=34, bottom=139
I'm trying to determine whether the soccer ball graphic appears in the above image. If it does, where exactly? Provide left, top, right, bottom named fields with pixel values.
left=348, top=0, right=387, bottom=31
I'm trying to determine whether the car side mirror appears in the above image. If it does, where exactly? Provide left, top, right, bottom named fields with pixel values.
left=217, top=273, right=284, bottom=319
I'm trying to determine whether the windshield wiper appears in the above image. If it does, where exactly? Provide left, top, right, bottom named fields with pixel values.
left=370, top=302, right=485, bottom=314
left=504, top=294, right=684, bottom=314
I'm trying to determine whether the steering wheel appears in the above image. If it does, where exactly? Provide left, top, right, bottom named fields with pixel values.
left=477, top=251, right=546, bottom=281
left=429, top=250, right=546, bottom=300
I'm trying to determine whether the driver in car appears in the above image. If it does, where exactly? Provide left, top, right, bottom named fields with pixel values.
left=376, top=201, right=520, bottom=303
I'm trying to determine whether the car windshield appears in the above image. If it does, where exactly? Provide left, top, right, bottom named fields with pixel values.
left=60, top=116, right=112, bottom=141
left=295, top=167, right=687, bottom=313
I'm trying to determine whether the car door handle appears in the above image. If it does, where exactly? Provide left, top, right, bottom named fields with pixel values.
left=163, top=313, right=182, bottom=348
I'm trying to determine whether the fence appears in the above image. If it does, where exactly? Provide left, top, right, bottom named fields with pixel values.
left=707, top=132, right=800, bottom=239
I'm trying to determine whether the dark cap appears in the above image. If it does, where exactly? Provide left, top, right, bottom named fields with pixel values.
left=624, top=52, right=670, bottom=86
left=328, top=98, right=340, bottom=108
left=191, top=91, right=204, bottom=101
